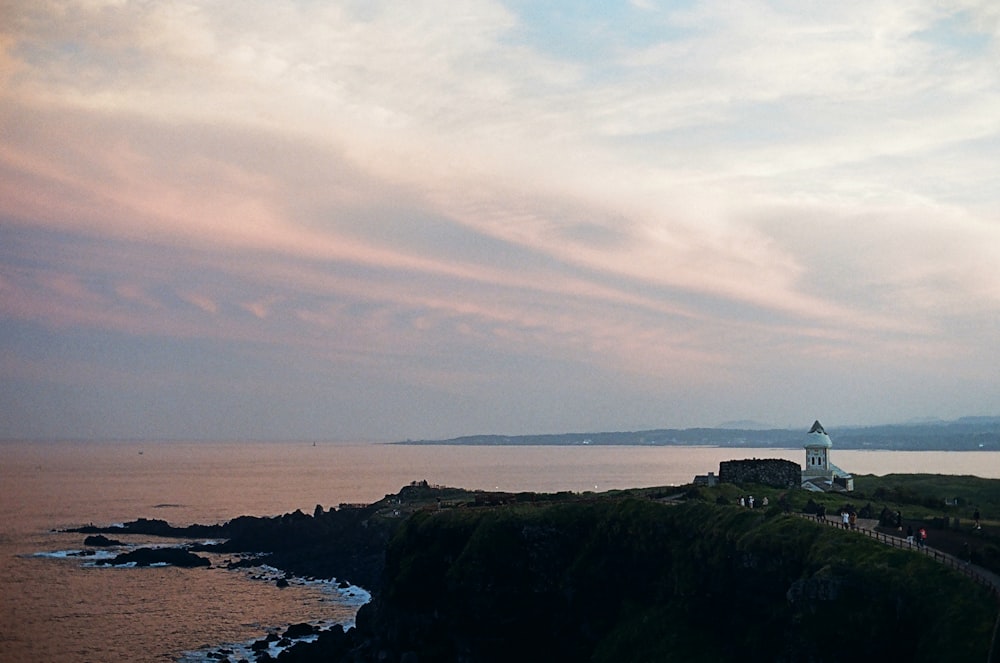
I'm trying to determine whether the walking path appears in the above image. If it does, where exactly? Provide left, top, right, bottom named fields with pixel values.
left=797, top=512, right=1000, bottom=596
left=797, top=512, right=1000, bottom=663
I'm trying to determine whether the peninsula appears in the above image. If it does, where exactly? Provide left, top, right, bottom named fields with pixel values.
left=68, top=474, right=1000, bottom=662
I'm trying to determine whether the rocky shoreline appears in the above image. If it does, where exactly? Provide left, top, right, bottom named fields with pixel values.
left=65, top=492, right=400, bottom=589
left=63, top=481, right=1000, bottom=662
left=59, top=482, right=443, bottom=661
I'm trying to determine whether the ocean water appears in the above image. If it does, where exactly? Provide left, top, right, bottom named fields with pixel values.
left=1, top=440, right=997, bottom=662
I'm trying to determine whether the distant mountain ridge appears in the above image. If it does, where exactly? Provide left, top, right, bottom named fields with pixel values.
left=397, top=416, right=1000, bottom=451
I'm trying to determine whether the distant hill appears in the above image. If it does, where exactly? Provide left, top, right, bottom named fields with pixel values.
left=716, top=419, right=775, bottom=430
left=397, top=417, right=1000, bottom=451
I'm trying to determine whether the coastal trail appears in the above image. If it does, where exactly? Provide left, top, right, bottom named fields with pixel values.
left=797, top=512, right=1000, bottom=663
left=797, top=512, right=1000, bottom=596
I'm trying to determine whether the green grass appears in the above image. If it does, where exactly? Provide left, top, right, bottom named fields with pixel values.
left=378, top=494, right=999, bottom=662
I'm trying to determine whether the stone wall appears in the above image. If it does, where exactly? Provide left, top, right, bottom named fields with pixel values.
left=718, top=458, right=802, bottom=488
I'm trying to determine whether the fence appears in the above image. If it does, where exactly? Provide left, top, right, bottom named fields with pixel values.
left=795, top=512, right=1000, bottom=598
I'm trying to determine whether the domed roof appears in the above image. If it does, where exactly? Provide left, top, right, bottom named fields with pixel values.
left=804, top=420, right=833, bottom=448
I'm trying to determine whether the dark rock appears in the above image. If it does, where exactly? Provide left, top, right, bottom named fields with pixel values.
left=273, top=626, right=353, bottom=662
left=786, top=575, right=842, bottom=603
left=102, top=547, right=210, bottom=567
left=67, top=487, right=400, bottom=590
left=84, top=534, right=123, bottom=546
left=275, top=578, right=289, bottom=588
left=283, top=623, right=316, bottom=639
left=65, top=517, right=224, bottom=540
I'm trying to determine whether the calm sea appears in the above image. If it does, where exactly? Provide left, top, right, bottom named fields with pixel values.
left=1, top=440, right=998, bottom=662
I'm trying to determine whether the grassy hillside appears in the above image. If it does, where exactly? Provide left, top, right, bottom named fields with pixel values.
left=359, top=496, right=998, bottom=663
left=674, top=473, right=1000, bottom=577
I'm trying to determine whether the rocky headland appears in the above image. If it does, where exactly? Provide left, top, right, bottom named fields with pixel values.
left=69, top=479, right=1000, bottom=662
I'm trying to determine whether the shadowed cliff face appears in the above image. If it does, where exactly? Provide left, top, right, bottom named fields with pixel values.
left=355, top=499, right=997, bottom=663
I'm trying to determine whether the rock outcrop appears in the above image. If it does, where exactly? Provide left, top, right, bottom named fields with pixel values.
left=98, top=547, right=210, bottom=567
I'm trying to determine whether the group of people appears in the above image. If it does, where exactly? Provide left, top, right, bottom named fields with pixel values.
left=811, top=503, right=859, bottom=529
left=839, top=507, right=858, bottom=530
left=737, top=495, right=768, bottom=508
left=904, top=524, right=928, bottom=548
left=813, top=504, right=986, bottom=557
left=888, top=508, right=931, bottom=548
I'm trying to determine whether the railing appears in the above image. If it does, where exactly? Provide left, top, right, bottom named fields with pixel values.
left=792, top=512, right=1000, bottom=663
left=795, top=513, right=1000, bottom=598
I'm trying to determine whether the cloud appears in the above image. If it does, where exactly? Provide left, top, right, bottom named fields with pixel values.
left=114, top=283, right=161, bottom=310
left=178, top=291, right=218, bottom=315
left=1, top=0, right=999, bottom=437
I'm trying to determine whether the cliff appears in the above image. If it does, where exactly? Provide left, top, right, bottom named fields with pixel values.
left=339, top=498, right=997, bottom=663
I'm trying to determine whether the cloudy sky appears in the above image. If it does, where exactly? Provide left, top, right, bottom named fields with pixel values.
left=2, top=1, right=998, bottom=441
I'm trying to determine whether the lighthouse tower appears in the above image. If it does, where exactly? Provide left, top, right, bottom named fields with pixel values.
left=804, top=420, right=832, bottom=472
left=801, top=420, right=853, bottom=492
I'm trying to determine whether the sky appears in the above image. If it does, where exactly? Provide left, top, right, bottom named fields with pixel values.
left=1, top=1, right=999, bottom=441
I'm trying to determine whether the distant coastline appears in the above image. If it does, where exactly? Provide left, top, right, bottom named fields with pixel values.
left=395, top=416, right=1000, bottom=451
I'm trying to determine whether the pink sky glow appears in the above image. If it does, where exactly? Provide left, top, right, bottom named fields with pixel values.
left=2, top=1, right=999, bottom=440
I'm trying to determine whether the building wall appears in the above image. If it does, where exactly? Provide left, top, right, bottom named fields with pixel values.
left=804, top=447, right=829, bottom=472
left=719, top=459, right=802, bottom=488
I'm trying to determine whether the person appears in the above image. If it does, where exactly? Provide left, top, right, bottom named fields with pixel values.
left=748, top=495, right=755, bottom=509
left=974, top=508, right=981, bottom=530
left=906, top=525, right=914, bottom=545
left=761, top=496, right=769, bottom=507
left=895, top=510, right=902, bottom=531
left=841, top=510, right=850, bottom=529
left=918, top=527, right=927, bottom=549
left=849, top=511, right=857, bottom=530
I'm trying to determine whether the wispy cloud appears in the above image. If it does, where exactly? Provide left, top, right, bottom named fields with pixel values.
left=1, top=0, right=998, bottom=438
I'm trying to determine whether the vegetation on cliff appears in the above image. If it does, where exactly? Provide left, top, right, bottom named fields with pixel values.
left=352, top=496, right=996, bottom=662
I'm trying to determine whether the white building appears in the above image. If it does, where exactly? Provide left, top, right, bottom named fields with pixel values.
left=801, top=420, right=853, bottom=492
